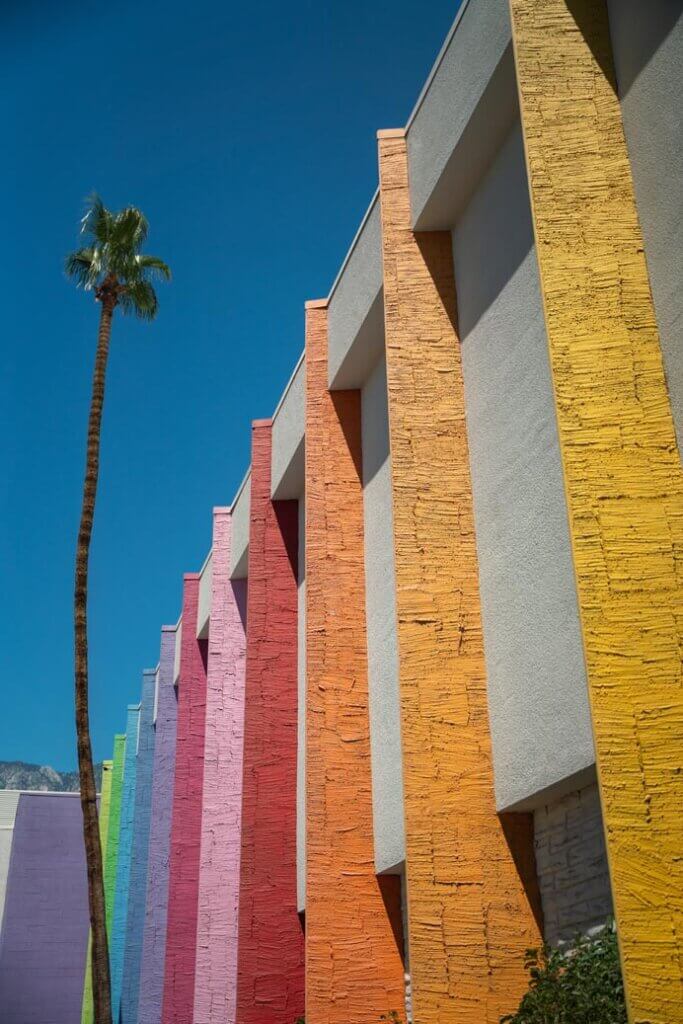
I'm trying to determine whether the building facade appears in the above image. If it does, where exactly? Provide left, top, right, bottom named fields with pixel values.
left=1, top=2, right=681, bottom=1022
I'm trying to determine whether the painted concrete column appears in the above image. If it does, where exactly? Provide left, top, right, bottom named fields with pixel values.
left=304, top=300, right=405, bottom=1023
left=377, top=129, right=542, bottom=1023
left=0, top=794, right=90, bottom=1023
left=193, top=509, right=247, bottom=1024
left=139, top=626, right=179, bottom=1024
left=105, top=735, right=126, bottom=939
left=121, top=669, right=158, bottom=1020
left=162, top=575, right=208, bottom=1024
left=235, top=421, right=304, bottom=1023
left=81, top=758, right=113, bottom=1024
left=0, top=791, right=21, bottom=937
left=508, top=2, right=683, bottom=1020
left=111, top=703, right=141, bottom=1019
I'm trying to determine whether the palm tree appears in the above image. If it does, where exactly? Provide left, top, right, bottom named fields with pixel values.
left=66, top=196, right=170, bottom=1022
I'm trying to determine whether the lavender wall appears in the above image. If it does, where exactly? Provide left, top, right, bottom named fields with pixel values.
left=138, top=626, right=178, bottom=1024
left=0, top=793, right=90, bottom=1023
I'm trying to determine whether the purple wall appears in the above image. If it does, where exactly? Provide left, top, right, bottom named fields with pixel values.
left=138, top=626, right=178, bottom=1024
left=0, top=793, right=90, bottom=1023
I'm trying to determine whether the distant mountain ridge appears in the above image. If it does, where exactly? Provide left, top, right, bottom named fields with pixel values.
left=0, top=760, right=103, bottom=792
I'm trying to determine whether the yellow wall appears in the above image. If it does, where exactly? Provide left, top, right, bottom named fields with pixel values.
left=509, top=2, right=683, bottom=1020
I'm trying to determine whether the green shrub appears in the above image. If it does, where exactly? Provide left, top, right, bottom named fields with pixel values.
left=501, top=922, right=627, bottom=1024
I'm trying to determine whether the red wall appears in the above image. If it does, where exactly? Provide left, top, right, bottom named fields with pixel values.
left=161, top=574, right=207, bottom=1024
left=236, top=420, right=305, bottom=1022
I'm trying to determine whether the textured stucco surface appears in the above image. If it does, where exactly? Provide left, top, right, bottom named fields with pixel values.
left=271, top=355, right=305, bottom=500
left=121, top=670, right=157, bottom=1020
left=111, top=703, right=141, bottom=1020
left=105, top=736, right=126, bottom=940
left=534, top=783, right=613, bottom=948
left=608, top=0, right=683, bottom=451
left=196, top=550, right=213, bottom=640
left=296, top=494, right=306, bottom=914
left=82, top=760, right=113, bottom=1023
left=0, top=790, right=20, bottom=937
left=378, top=130, right=542, bottom=1022
left=162, top=576, right=207, bottom=1024
left=194, top=510, right=247, bottom=1024
left=361, top=354, right=405, bottom=873
left=510, top=2, right=683, bottom=1019
left=138, top=627, right=178, bottom=1024
left=305, top=301, right=405, bottom=1022
left=230, top=473, right=251, bottom=579
left=236, top=421, right=304, bottom=1023
left=452, top=121, right=594, bottom=811
left=0, top=794, right=90, bottom=1023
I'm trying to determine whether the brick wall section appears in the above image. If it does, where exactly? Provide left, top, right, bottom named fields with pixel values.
left=194, top=509, right=248, bottom=1024
left=139, top=627, right=178, bottom=1024
left=121, top=669, right=158, bottom=1020
left=111, top=703, right=141, bottom=1020
left=0, top=794, right=90, bottom=1023
left=377, top=129, right=542, bottom=1023
left=236, top=420, right=304, bottom=1023
left=162, top=576, right=207, bottom=1024
left=534, top=784, right=613, bottom=947
left=509, top=2, right=683, bottom=1019
left=304, top=300, right=405, bottom=1023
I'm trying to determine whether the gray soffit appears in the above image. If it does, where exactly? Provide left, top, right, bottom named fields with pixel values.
left=196, top=549, right=213, bottom=639
left=271, top=352, right=305, bottom=500
left=229, top=469, right=251, bottom=579
left=406, top=0, right=515, bottom=230
left=327, top=194, right=385, bottom=391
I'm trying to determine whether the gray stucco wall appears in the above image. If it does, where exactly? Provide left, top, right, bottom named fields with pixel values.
left=271, top=355, right=305, bottom=500
left=229, top=471, right=251, bottom=579
left=534, top=782, right=613, bottom=948
left=196, top=549, right=212, bottom=639
left=361, top=355, right=406, bottom=874
left=452, top=123, right=595, bottom=812
left=608, top=0, right=683, bottom=452
left=0, top=791, right=20, bottom=936
left=297, top=494, right=306, bottom=913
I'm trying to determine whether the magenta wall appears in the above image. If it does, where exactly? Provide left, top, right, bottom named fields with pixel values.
left=194, top=508, right=248, bottom=1023
left=0, top=793, right=90, bottom=1023
left=161, top=575, right=207, bottom=1024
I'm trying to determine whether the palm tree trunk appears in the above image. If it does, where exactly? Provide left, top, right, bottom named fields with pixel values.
left=74, top=294, right=115, bottom=1024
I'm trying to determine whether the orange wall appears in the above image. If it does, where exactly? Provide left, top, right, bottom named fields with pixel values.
left=304, top=300, right=405, bottom=1023
left=377, top=129, right=542, bottom=1023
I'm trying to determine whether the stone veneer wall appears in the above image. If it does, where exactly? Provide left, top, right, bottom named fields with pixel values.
left=534, top=783, right=613, bottom=948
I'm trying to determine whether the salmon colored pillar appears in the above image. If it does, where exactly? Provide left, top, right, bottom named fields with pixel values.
left=304, top=300, right=405, bottom=1023
left=509, top=2, right=683, bottom=1019
left=377, top=129, right=542, bottom=1023
left=162, top=575, right=207, bottom=1024
left=194, top=510, right=248, bottom=1024
left=235, top=420, right=304, bottom=1023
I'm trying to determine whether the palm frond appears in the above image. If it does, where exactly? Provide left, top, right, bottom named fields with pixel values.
left=80, top=194, right=112, bottom=245
left=136, top=254, right=171, bottom=281
left=119, top=279, right=159, bottom=321
left=111, top=206, right=148, bottom=250
left=64, top=246, right=102, bottom=290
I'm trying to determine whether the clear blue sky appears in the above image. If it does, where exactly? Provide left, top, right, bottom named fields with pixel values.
left=1, top=0, right=460, bottom=770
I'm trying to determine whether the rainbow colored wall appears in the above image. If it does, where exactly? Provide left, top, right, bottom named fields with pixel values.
left=1, top=3, right=681, bottom=1022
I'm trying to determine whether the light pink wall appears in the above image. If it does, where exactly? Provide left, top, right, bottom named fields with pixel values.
left=193, top=508, right=248, bottom=1024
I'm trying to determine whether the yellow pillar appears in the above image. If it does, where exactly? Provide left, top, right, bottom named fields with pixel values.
left=81, top=759, right=113, bottom=1024
left=377, top=129, right=542, bottom=1023
left=508, top=2, right=683, bottom=1021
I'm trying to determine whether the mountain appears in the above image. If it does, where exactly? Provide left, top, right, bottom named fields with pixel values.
left=0, top=760, right=103, bottom=792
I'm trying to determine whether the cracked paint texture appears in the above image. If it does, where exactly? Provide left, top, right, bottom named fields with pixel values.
left=162, top=575, right=208, bottom=1024
left=81, top=759, right=113, bottom=1024
left=194, top=509, right=247, bottom=1024
left=236, top=420, right=305, bottom=1023
left=508, top=2, right=683, bottom=1020
left=304, top=301, right=405, bottom=1023
left=121, top=668, right=157, bottom=1020
left=377, top=130, right=542, bottom=1023
left=111, top=703, right=141, bottom=1020
left=139, top=627, right=179, bottom=1024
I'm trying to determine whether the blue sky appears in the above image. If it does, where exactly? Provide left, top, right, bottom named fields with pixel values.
left=1, top=0, right=459, bottom=770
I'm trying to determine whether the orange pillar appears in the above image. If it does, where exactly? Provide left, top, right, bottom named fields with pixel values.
left=377, top=129, right=542, bottom=1023
left=304, top=300, right=405, bottom=1023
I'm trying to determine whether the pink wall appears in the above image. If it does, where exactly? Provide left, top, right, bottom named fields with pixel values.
left=193, top=509, right=248, bottom=1023
left=162, top=575, right=207, bottom=1024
